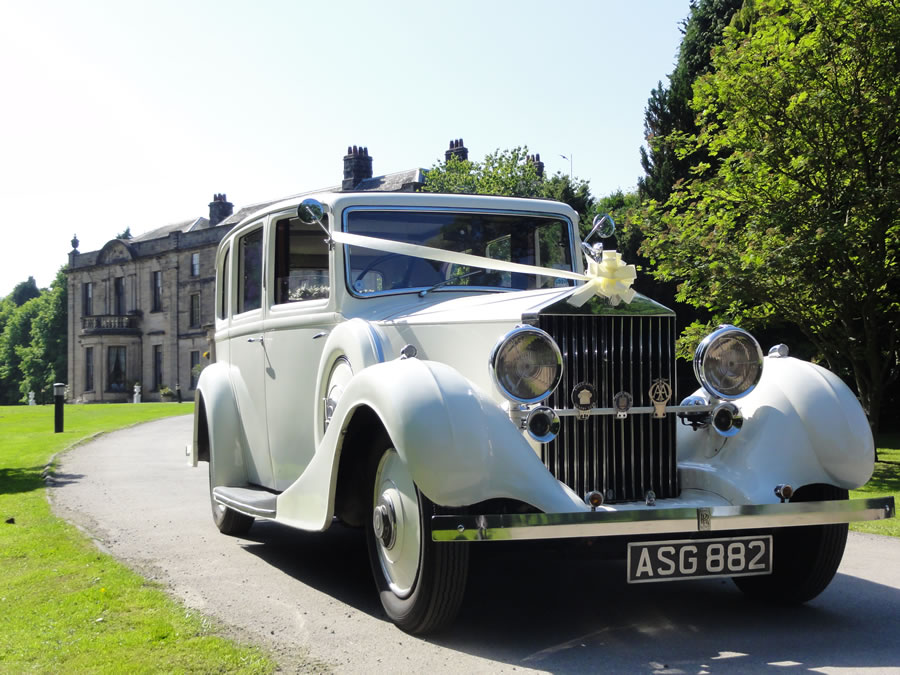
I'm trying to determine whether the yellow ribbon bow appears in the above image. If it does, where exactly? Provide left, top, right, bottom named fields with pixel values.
left=568, top=250, right=637, bottom=308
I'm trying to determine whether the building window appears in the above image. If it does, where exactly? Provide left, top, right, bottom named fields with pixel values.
left=84, top=347, right=94, bottom=391
left=83, top=282, right=93, bottom=316
left=153, top=345, right=163, bottom=391
left=191, top=252, right=200, bottom=277
left=152, top=271, right=162, bottom=311
left=107, top=346, right=126, bottom=392
left=189, top=293, right=201, bottom=328
left=190, top=350, right=201, bottom=389
left=238, top=228, right=263, bottom=313
left=114, top=276, right=126, bottom=315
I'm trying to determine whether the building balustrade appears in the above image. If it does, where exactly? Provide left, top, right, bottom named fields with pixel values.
left=81, top=314, right=141, bottom=335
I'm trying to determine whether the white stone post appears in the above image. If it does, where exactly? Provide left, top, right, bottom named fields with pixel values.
left=133, top=383, right=142, bottom=404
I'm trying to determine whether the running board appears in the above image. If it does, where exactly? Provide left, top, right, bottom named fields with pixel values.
left=212, top=486, right=277, bottom=518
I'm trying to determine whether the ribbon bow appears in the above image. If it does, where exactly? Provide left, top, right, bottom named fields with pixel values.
left=568, top=250, right=637, bottom=308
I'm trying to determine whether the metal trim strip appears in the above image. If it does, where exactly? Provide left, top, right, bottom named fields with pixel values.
left=430, top=497, right=896, bottom=542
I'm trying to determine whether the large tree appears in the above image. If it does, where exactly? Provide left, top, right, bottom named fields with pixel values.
left=639, top=0, right=745, bottom=202
left=0, top=269, right=68, bottom=404
left=421, top=147, right=596, bottom=233
left=641, top=0, right=900, bottom=433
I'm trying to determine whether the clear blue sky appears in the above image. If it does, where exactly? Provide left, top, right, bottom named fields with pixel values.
left=0, top=1, right=690, bottom=297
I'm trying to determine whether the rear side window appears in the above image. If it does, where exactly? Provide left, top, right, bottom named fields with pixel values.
left=238, top=228, right=263, bottom=313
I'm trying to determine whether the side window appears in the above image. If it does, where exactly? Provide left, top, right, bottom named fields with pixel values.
left=273, top=217, right=329, bottom=304
left=218, top=249, right=230, bottom=319
left=238, top=228, right=263, bottom=313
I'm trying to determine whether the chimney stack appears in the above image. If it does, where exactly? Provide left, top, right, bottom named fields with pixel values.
left=209, top=193, right=234, bottom=227
left=445, top=138, right=468, bottom=163
left=342, top=145, right=373, bottom=190
left=527, top=153, right=544, bottom=178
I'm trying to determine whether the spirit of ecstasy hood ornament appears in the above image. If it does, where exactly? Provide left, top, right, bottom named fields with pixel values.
left=568, top=214, right=637, bottom=308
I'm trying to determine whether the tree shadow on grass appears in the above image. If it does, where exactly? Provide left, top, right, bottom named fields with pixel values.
left=0, top=466, right=84, bottom=495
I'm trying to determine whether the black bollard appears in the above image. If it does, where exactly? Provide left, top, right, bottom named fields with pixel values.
left=176, top=384, right=182, bottom=404
left=53, top=382, right=65, bottom=433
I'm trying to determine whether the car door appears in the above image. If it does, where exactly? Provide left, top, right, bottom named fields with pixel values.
left=263, top=213, right=338, bottom=491
left=228, top=222, right=274, bottom=487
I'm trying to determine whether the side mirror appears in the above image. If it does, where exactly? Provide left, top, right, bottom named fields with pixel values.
left=297, top=199, right=326, bottom=225
left=581, top=213, right=616, bottom=262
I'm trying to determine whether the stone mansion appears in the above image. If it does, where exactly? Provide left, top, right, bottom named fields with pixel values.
left=63, top=142, right=477, bottom=402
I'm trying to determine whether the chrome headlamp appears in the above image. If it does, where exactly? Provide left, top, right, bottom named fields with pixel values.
left=694, top=325, right=763, bottom=400
left=490, top=326, right=563, bottom=404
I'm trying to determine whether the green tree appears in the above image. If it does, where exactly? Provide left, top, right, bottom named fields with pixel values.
left=9, top=276, right=41, bottom=307
left=17, top=268, right=68, bottom=402
left=116, top=226, right=133, bottom=240
left=0, top=269, right=68, bottom=404
left=422, top=146, right=595, bottom=231
left=640, top=0, right=900, bottom=434
left=639, top=0, right=745, bottom=202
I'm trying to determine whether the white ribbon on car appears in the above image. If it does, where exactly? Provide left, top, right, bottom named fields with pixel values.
left=331, top=231, right=636, bottom=307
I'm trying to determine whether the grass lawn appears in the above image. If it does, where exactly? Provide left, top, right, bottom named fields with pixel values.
left=0, top=403, right=275, bottom=673
left=850, top=432, right=900, bottom=537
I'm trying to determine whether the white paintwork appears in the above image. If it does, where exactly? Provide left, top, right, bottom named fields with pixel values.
left=194, top=190, right=877, bottom=536
left=677, top=355, right=875, bottom=505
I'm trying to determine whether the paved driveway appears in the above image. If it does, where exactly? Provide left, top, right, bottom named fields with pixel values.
left=51, top=415, right=900, bottom=673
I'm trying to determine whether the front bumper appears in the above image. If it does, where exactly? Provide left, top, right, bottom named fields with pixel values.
left=431, top=496, right=895, bottom=542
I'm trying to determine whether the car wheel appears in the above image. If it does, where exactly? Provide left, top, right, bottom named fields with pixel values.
left=733, top=485, right=848, bottom=603
left=365, top=437, right=468, bottom=634
left=209, top=456, right=254, bottom=536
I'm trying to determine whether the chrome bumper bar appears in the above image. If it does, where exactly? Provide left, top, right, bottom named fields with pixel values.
left=431, top=497, right=895, bottom=542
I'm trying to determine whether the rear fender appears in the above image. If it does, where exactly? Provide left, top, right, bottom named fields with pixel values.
left=194, top=362, right=248, bottom=489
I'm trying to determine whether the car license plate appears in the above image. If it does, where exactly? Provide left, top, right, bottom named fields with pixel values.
left=627, top=535, right=772, bottom=583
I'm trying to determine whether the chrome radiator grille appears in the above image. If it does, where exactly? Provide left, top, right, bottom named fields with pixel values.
left=538, top=314, right=678, bottom=503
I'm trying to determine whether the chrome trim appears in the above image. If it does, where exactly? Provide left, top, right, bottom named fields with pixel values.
left=526, top=406, right=561, bottom=443
left=694, top=325, right=764, bottom=400
left=554, top=404, right=715, bottom=418
left=489, top=325, right=563, bottom=405
left=431, top=497, right=896, bottom=542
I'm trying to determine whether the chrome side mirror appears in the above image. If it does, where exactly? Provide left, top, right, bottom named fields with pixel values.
left=581, top=213, right=615, bottom=263
left=297, top=198, right=331, bottom=243
left=297, top=198, right=325, bottom=225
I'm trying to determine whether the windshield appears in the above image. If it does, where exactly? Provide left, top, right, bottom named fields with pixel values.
left=344, top=209, right=575, bottom=296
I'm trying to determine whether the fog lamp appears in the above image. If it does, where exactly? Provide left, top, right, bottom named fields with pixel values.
left=526, top=406, right=560, bottom=443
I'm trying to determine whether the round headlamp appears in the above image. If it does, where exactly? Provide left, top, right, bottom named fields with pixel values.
left=490, top=326, right=563, bottom=404
left=694, top=325, right=763, bottom=400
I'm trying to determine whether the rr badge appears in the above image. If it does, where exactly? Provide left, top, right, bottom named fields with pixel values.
left=572, top=382, right=596, bottom=421
left=649, top=378, right=672, bottom=419
left=613, top=391, right=633, bottom=419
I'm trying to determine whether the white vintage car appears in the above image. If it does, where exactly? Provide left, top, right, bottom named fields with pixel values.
left=193, top=191, right=894, bottom=634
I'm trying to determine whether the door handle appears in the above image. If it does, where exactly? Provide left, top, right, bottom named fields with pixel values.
left=247, top=335, right=265, bottom=343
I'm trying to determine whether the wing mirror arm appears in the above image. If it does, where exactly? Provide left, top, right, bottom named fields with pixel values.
left=297, top=199, right=332, bottom=248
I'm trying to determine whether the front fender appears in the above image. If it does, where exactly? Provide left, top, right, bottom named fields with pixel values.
left=194, top=362, right=248, bottom=489
left=275, top=358, right=581, bottom=531
left=678, top=356, right=874, bottom=504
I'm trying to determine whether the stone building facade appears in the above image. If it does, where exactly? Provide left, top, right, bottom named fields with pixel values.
left=64, top=140, right=472, bottom=402
left=66, top=196, right=237, bottom=402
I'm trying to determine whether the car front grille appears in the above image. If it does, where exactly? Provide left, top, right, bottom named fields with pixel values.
left=538, top=313, right=678, bottom=503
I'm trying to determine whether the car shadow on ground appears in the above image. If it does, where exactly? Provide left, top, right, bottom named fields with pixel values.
left=237, top=520, right=384, bottom=619
left=237, top=524, right=900, bottom=672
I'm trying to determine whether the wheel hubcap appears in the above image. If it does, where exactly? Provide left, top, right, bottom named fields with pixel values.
left=373, top=448, right=421, bottom=598
left=373, top=496, right=397, bottom=549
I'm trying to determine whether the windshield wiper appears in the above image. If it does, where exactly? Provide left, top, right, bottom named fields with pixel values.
left=418, top=270, right=482, bottom=297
